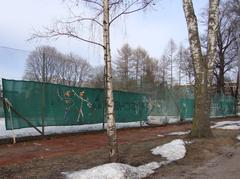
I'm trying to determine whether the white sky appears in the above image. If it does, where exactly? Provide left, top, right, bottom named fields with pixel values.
left=0, top=0, right=208, bottom=80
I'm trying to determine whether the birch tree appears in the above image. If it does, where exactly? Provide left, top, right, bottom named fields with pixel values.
left=31, top=0, right=154, bottom=162
left=201, top=0, right=240, bottom=94
left=183, top=0, right=219, bottom=137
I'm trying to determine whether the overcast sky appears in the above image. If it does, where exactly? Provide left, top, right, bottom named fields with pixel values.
left=0, top=0, right=208, bottom=80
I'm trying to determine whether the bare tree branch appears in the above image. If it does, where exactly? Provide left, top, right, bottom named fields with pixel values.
left=81, top=0, right=103, bottom=8
left=29, top=26, right=104, bottom=48
left=110, top=0, right=154, bottom=24
left=57, top=17, right=103, bottom=27
left=109, top=0, right=123, bottom=7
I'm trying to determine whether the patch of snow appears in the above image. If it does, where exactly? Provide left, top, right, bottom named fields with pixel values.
left=147, top=116, right=180, bottom=125
left=211, top=121, right=240, bottom=130
left=167, top=116, right=181, bottom=124
left=157, top=131, right=190, bottom=138
left=0, top=118, right=147, bottom=139
left=63, top=139, right=187, bottom=179
left=148, top=116, right=168, bottom=125
left=183, top=118, right=192, bottom=121
left=237, top=135, right=240, bottom=141
left=151, top=139, right=186, bottom=162
left=63, top=162, right=167, bottom=179
left=166, top=130, right=190, bottom=136
left=0, top=118, right=103, bottom=139
left=184, top=140, right=193, bottom=144
left=116, top=121, right=148, bottom=128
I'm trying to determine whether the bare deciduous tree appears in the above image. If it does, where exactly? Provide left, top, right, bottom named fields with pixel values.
left=141, top=56, right=158, bottom=91
left=114, top=43, right=133, bottom=90
left=183, top=0, right=219, bottom=137
left=157, top=54, right=170, bottom=87
left=24, top=46, right=92, bottom=87
left=200, top=0, right=240, bottom=94
left=24, top=46, right=58, bottom=83
left=91, top=65, right=104, bottom=88
left=177, top=46, right=194, bottom=85
left=132, top=47, right=145, bottom=85
left=30, top=0, right=154, bottom=162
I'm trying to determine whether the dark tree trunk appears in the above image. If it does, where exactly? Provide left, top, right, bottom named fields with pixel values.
left=191, top=73, right=212, bottom=137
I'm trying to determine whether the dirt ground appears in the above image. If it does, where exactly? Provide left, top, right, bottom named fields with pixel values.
left=0, top=117, right=239, bottom=179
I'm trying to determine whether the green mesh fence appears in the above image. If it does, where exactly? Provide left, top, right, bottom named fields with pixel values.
left=2, top=79, right=237, bottom=130
left=148, top=86, right=236, bottom=121
left=148, top=88, right=179, bottom=117
left=2, top=79, right=148, bottom=130
left=210, top=94, right=236, bottom=117
left=178, top=98, right=194, bottom=119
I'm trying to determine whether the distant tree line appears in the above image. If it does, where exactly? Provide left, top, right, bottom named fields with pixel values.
left=112, top=42, right=193, bottom=92
left=23, top=46, right=93, bottom=87
left=23, top=43, right=193, bottom=92
left=24, top=0, right=239, bottom=97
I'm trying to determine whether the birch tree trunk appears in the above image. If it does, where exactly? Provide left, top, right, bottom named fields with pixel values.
left=103, top=0, right=118, bottom=162
left=183, top=0, right=219, bottom=137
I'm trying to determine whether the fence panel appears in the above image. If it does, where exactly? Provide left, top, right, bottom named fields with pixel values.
left=2, top=79, right=148, bottom=130
left=148, top=87, right=236, bottom=121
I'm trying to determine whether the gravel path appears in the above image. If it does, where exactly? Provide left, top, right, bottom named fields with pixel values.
left=181, top=142, right=240, bottom=179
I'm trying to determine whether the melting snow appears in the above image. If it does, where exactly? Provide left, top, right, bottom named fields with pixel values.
left=237, top=135, right=240, bottom=141
left=63, top=139, right=187, bottom=179
left=157, top=131, right=190, bottom=138
left=166, top=130, right=190, bottom=136
left=0, top=118, right=146, bottom=139
left=63, top=162, right=167, bottom=179
left=184, top=141, right=193, bottom=144
left=151, top=139, right=186, bottom=162
left=211, top=121, right=240, bottom=130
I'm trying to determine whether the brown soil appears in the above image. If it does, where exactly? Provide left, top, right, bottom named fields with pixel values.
left=0, top=117, right=239, bottom=179
left=148, top=129, right=240, bottom=179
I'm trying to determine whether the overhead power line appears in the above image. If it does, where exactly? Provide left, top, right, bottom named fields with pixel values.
left=0, top=45, right=31, bottom=53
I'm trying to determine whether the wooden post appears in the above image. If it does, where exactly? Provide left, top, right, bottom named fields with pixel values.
left=10, top=106, right=44, bottom=135
left=6, top=99, right=16, bottom=144
left=41, top=52, right=46, bottom=136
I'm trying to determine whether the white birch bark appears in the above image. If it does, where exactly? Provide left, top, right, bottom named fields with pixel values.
left=183, top=0, right=219, bottom=137
left=103, top=0, right=118, bottom=162
left=206, top=0, right=219, bottom=88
